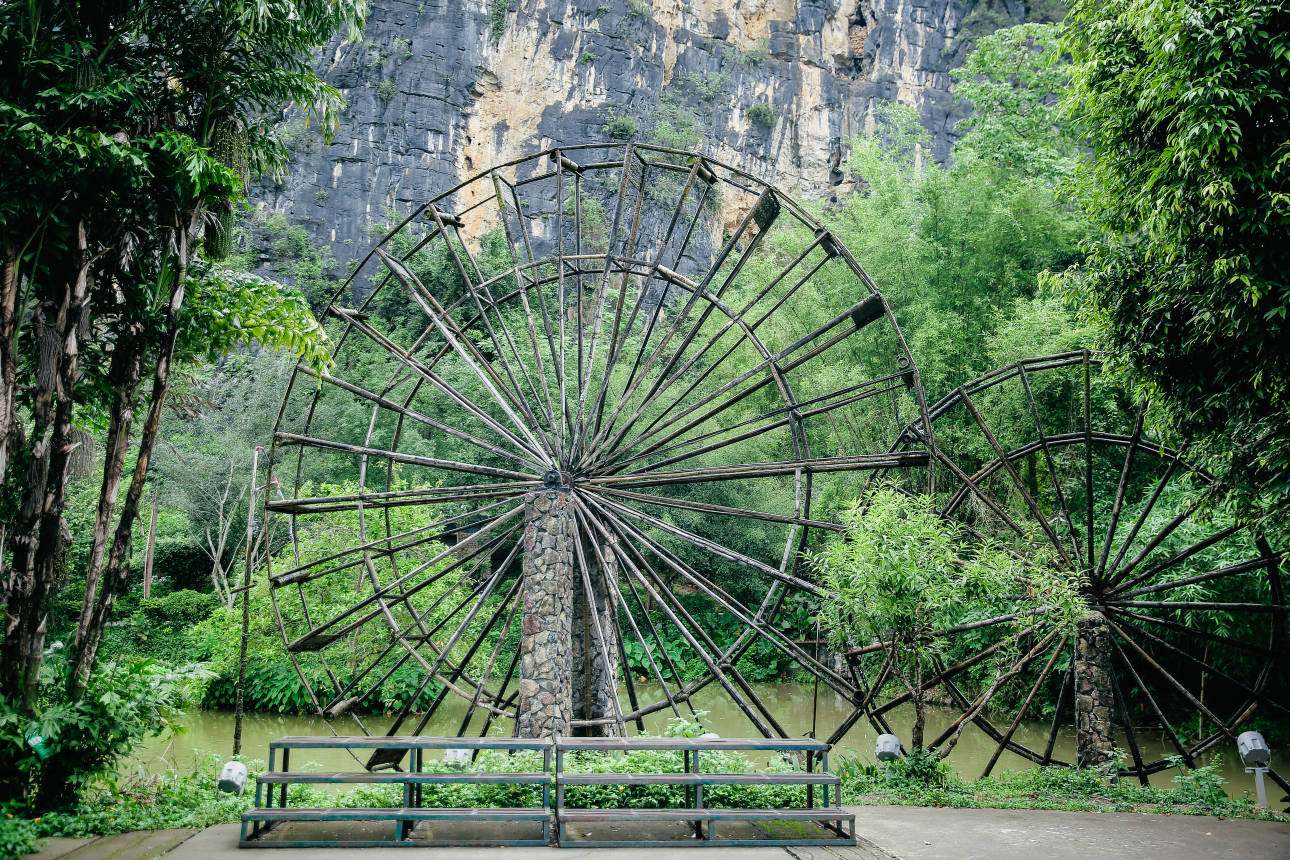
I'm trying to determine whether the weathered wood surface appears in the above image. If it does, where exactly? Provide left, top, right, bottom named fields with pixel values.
left=555, top=736, right=828, bottom=751
left=559, top=772, right=839, bottom=786
left=255, top=771, right=551, bottom=784
left=268, top=735, right=549, bottom=750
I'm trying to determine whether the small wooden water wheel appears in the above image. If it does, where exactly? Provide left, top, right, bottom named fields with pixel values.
left=265, top=144, right=931, bottom=751
left=839, top=351, right=1288, bottom=788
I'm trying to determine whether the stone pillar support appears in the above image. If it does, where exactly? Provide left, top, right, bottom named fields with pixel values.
left=572, top=536, right=621, bottom=736
left=1074, top=610, right=1115, bottom=769
left=517, top=489, right=573, bottom=738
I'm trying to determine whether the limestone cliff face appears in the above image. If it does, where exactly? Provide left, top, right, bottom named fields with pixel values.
left=253, top=0, right=1056, bottom=270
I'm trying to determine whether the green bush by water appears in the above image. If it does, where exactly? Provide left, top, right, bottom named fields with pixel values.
left=835, top=751, right=1283, bottom=820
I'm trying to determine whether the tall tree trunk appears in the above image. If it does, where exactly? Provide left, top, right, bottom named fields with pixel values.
left=68, top=232, right=190, bottom=700
left=2, top=221, right=88, bottom=717
left=73, top=333, right=143, bottom=652
left=0, top=249, right=19, bottom=486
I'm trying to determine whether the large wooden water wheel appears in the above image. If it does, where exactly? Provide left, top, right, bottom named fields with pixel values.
left=265, top=144, right=931, bottom=750
left=840, top=352, right=1288, bottom=787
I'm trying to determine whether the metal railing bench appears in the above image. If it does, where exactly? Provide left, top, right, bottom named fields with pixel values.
left=239, top=736, right=552, bottom=848
left=553, top=737, right=855, bottom=847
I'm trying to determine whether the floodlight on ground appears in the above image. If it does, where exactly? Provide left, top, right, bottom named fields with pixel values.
left=443, top=748, right=472, bottom=769
left=218, top=761, right=248, bottom=794
left=1238, top=730, right=1272, bottom=808
left=876, top=734, right=902, bottom=762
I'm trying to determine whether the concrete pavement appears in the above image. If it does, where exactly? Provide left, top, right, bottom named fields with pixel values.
left=27, top=806, right=1290, bottom=860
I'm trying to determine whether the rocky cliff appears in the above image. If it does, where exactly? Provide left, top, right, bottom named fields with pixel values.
left=252, top=0, right=1062, bottom=271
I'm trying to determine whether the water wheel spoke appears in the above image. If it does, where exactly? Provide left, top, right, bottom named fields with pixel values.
left=274, top=432, right=535, bottom=483
left=1113, top=555, right=1276, bottom=599
left=385, top=556, right=520, bottom=741
left=376, top=248, right=557, bottom=457
left=1108, top=612, right=1289, bottom=716
left=1110, top=523, right=1244, bottom=595
left=980, top=635, right=1068, bottom=779
left=1108, top=607, right=1281, bottom=659
left=1104, top=617, right=1252, bottom=747
left=489, top=173, right=562, bottom=438
left=298, top=365, right=544, bottom=472
left=619, top=371, right=907, bottom=475
left=330, top=307, right=552, bottom=465
left=592, top=500, right=776, bottom=736
left=1109, top=599, right=1289, bottom=613
left=870, top=638, right=1012, bottom=718
left=266, top=486, right=530, bottom=518
left=284, top=513, right=521, bottom=650
left=926, top=629, right=1060, bottom=751
left=1102, top=506, right=1207, bottom=593
left=599, top=291, right=883, bottom=473
left=568, top=515, right=629, bottom=735
left=1082, top=351, right=1095, bottom=569
left=582, top=187, right=785, bottom=470
left=593, top=242, right=833, bottom=470
left=583, top=492, right=849, bottom=694
left=593, top=485, right=841, bottom=531
left=960, top=387, right=1079, bottom=571
left=1106, top=644, right=1150, bottom=784
left=597, top=163, right=734, bottom=454
left=573, top=503, right=676, bottom=724
left=1096, top=402, right=1148, bottom=582
left=588, top=490, right=821, bottom=595
left=574, top=148, right=640, bottom=455
left=1107, top=636, right=1195, bottom=766
left=1041, top=665, right=1074, bottom=766
left=1016, top=363, right=1086, bottom=570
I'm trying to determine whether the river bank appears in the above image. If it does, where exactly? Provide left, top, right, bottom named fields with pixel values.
left=130, top=682, right=1285, bottom=801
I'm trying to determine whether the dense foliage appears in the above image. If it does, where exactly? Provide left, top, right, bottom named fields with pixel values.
left=5, top=3, right=1288, bottom=836
left=1063, top=0, right=1290, bottom=531
left=0, top=0, right=364, bottom=808
left=812, top=489, right=1083, bottom=751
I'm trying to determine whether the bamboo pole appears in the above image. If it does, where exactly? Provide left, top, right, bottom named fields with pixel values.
left=232, top=445, right=261, bottom=758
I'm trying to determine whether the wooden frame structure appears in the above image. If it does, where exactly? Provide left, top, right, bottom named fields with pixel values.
left=239, top=735, right=853, bottom=848
left=241, top=736, right=553, bottom=848
left=555, top=736, right=853, bottom=847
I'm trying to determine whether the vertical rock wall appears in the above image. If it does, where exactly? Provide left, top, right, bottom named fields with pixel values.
left=252, top=0, right=1062, bottom=276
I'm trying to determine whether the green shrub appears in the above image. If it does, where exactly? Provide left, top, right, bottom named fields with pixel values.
left=0, top=658, right=211, bottom=811
left=33, top=753, right=256, bottom=837
left=746, top=101, right=774, bottom=127
left=376, top=79, right=398, bottom=102
left=603, top=112, right=638, bottom=139
left=0, top=815, right=40, bottom=858
left=578, top=50, right=595, bottom=64
left=488, top=0, right=510, bottom=44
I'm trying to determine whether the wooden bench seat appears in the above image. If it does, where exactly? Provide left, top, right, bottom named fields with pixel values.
left=558, top=772, right=840, bottom=786
left=240, top=736, right=553, bottom=848
left=255, top=771, right=550, bottom=785
left=553, top=736, right=855, bottom=848
left=244, top=807, right=550, bottom=821
left=558, top=806, right=851, bottom=821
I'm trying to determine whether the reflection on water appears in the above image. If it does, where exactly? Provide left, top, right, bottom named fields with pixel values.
left=131, top=682, right=1283, bottom=800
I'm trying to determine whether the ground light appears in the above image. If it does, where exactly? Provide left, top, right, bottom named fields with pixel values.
left=1237, top=730, right=1271, bottom=808
left=876, top=734, right=902, bottom=762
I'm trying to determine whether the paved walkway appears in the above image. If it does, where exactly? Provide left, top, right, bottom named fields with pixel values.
left=28, top=806, right=1290, bottom=860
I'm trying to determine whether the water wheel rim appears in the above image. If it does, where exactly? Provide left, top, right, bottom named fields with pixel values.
left=264, top=144, right=931, bottom=740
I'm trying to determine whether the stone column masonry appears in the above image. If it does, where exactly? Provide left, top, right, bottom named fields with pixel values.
left=517, top=488, right=573, bottom=738
left=571, top=535, right=621, bottom=737
left=1074, top=610, right=1115, bottom=770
